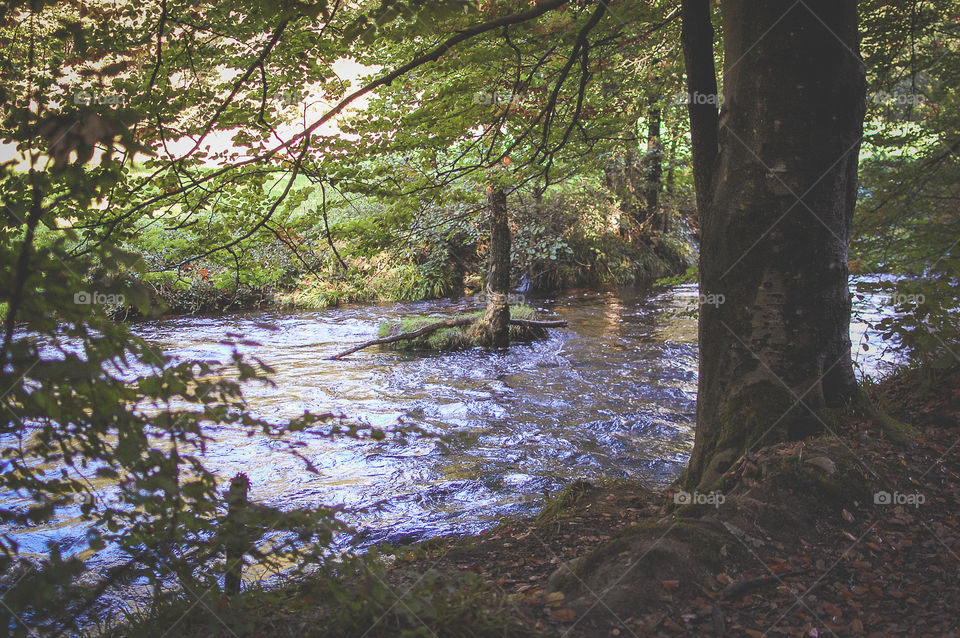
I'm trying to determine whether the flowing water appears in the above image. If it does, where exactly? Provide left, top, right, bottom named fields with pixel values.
left=127, top=286, right=702, bottom=547
left=3, top=283, right=902, bottom=573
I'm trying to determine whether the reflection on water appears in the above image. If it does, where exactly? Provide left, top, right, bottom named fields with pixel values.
left=126, top=286, right=700, bottom=549
left=3, top=283, right=899, bottom=562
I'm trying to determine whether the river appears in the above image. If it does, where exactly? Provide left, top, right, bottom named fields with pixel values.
left=3, top=282, right=902, bottom=584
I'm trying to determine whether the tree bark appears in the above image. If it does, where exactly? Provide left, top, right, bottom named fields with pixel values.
left=484, top=186, right=511, bottom=348
left=686, top=0, right=865, bottom=489
left=680, top=0, right=720, bottom=221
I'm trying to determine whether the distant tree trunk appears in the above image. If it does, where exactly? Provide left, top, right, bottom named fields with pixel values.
left=447, top=237, right=473, bottom=299
left=484, top=186, right=511, bottom=348
left=665, top=131, right=677, bottom=197
left=605, top=150, right=641, bottom=237
left=664, top=129, right=677, bottom=233
left=603, top=162, right=623, bottom=235
left=642, top=100, right=664, bottom=231
left=623, top=147, right=644, bottom=229
left=686, top=0, right=865, bottom=489
left=605, top=118, right=644, bottom=238
left=681, top=0, right=720, bottom=221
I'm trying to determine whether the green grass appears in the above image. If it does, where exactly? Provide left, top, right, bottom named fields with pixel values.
left=279, top=256, right=455, bottom=310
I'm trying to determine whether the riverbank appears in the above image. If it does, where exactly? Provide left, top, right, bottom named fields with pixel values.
left=114, top=363, right=959, bottom=637
left=109, top=229, right=692, bottom=320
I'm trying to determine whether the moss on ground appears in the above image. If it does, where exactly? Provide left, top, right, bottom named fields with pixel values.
left=535, top=479, right=595, bottom=526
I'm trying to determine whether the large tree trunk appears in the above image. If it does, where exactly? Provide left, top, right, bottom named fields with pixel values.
left=484, top=186, right=511, bottom=348
left=686, top=0, right=865, bottom=489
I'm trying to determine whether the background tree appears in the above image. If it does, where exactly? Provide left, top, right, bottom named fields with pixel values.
left=484, top=184, right=511, bottom=346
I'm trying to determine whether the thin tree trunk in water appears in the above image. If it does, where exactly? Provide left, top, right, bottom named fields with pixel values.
left=484, top=186, right=511, bottom=348
left=681, top=0, right=720, bottom=221
left=686, top=0, right=865, bottom=489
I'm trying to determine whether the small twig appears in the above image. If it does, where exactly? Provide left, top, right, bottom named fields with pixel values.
left=321, top=181, right=348, bottom=272
left=720, top=569, right=810, bottom=600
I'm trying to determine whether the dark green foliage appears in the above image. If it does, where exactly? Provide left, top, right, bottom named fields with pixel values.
left=505, top=185, right=694, bottom=293
left=852, top=0, right=960, bottom=368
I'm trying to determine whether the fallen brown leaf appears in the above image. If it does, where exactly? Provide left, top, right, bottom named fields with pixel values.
left=550, top=608, right=577, bottom=622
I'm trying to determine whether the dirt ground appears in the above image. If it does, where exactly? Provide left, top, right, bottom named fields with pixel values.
left=382, top=365, right=960, bottom=637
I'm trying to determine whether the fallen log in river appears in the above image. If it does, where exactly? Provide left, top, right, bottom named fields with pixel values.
left=327, top=316, right=568, bottom=360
